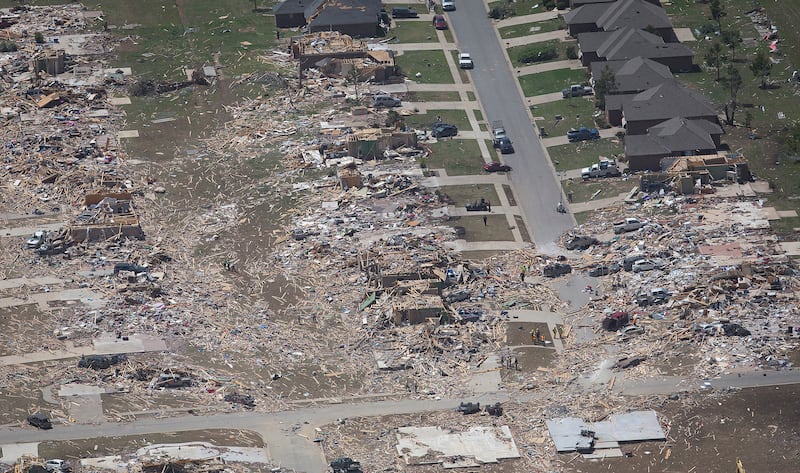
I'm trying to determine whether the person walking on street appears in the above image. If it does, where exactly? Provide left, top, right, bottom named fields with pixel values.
left=483, top=215, right=487, bottom=226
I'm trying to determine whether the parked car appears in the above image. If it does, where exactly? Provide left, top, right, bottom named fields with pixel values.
left=27, top=412, right=53, bottom=430
left=113, top=262, right=148, bottom=275
left=491, top=121, right=507, bottom=147
left=631, top=258, right=665, bottom=273
left=613, top=217, right=646, bottom=234
left=567, top=126, right=600, bottom=142
left=45, top=459, right=70, bottom=472
left=565, top=235, right=599, bottom=251
left=391, top=7, right=418, bottom=18
left=543, top=263, right=572, bottom=278
left=496, top=136, right=514, bottom=154
left=458, top=401, right=480, bottom=414
left=483, top=161, right=511, bottom=172
left=622, top=254, right=647, bottom=271
left=588, top=265, right=610, bottom=277
left=432, top=14, right=448, bottom=30
left=431, top=123, right=457, bottom=138
left=619, top=325, right=645, bottom=340
left=458, top=52, right=473, bottom=69
left=372, top=94, right=401, bottom=107
left=442, top=0, right=456, bottom=11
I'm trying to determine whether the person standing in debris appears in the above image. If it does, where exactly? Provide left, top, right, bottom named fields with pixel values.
left=520, top=264, right=527, bottom=282
left=530, top=329, right=536, bottom=343
left=553, top=326, right=558, bottom=340
left=534, top=328, right=541, bottom=345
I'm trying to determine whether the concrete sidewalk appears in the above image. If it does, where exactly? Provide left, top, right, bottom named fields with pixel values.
left=501, top=29, right=570, bottom=48
left=494, top=11, right=559, bottom=28
left=514, top=59, right=583, bottom=76
left=392, top=42, right=458, bottom=52
left=528, top=91, right=564, bottom=106
left=404, top=100, right=480, bottom=112
left=446, top=240, right=531, bottom=252
left=422, top=174, right=510, bottom=187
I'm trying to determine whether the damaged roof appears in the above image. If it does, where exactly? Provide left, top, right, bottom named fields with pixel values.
left=308, top=0, right=381, bottom=26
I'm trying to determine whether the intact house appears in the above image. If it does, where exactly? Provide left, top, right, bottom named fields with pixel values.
left=589, top=56, right=674, bottom=95
left=565, top=0, right=675, bottom=41
left=570, top=0, right=661, bottom=8
left=625, top=117, right=724, bottom=171
left=577, top=27, right=693, bottom=72
left=274, top=0, right=381, bottom=38
left=605, top=81, right=719, bottom=134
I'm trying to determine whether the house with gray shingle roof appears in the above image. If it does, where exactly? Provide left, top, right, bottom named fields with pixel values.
left=565, top=0, right=674, bottom=41
left=589, top=56, right=674, bottom=95
left=274, top=0, right=381, bottom=37
left=625, top=117, right=723, bottom=171
left=578, top=27, right=693, bottom=71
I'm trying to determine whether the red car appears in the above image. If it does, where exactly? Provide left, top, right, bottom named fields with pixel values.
left=483, top=162, right=512, bottom=172
left=433, top=14, right=448, bottom=30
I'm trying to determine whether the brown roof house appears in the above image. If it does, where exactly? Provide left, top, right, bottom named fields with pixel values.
left=274, top=0, right=381, bottom=38
left=605, top=81, right=719, bottom=134
left=625, top=117, right=723, bottom=171
left=577, top=27, right=693, bottom=72
left=589, top=56, right=674, bottom=95
left=565, top=0, right=674, bottom=40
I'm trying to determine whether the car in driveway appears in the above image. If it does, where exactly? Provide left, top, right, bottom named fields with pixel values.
left=433, top=14, right=448, bottom=30
left=483, top=161, right=511, bottom=172
left=458, top=53, right=473, bottom=69
left=391, top=7, right=418, bottom=18
left=431, top=123, right=457, bottom=138
left=496, top=137, right=514, bottom=154
left=442, top=0, right=456, bottom=11
left=631, top=258, right=666, bottom=273
left=567, top=126, right=600, bottom=142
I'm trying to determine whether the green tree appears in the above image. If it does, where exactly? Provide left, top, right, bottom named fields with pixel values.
left=593, top=65, right=618, bottom=110
left=710, top=0, right=726, bottom=31
left=34, top=32, right=44, bottom=43
left=722, top=65, right=743, bottom=125
left=722, top=29, right=742, bottom=62
left=750, top=49, right=772, bottom=89
left=704, top=41, right=725, bottom=81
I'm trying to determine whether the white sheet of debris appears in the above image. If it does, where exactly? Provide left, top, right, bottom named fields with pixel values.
left=396, top=425, right=520, bottom=467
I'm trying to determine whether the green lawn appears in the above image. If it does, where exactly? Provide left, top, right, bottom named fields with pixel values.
left=547, top=138, right=624, bottom=172
left=422, top=139, right=484, bottom=176
left=562, top=179, right=637, bottom=203
left=391, top=20, right=439, bottom=43
left=519, top=69, right=587, bottom=97
left=487, top=0, right=549, bottom=17
left=405, top=110, right=472, bottom=131
left=507, top=40, right=575, bottom=68
left=531, top=97, right=597, bottom=123
left=499, top=17, right=565, bottom=39
left=439, top=185, right=501, bottom=207
left=405, top=91, right=461, bottom=102
left=456, top=215, right=516, bottom=242
left=396, top=50, right=455, bottom=83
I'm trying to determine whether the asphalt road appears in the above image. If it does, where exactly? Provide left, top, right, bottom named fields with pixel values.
left=445, top=4, right=574, bottom=253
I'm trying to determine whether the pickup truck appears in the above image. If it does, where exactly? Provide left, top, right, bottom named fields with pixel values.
left=567, top=126, right=600, bottom=142
left=491, top=121, right=507, bottom=147
left=581, top=158, right=621, bottom=179
left=562, top=84, right=593, bottom=98
left=613, top=217, right=645, bottom=234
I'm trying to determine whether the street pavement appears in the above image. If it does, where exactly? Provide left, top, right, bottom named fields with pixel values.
left=445, top=2, right=574, bottom=253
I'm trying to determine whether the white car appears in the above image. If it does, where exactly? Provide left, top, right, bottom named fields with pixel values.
left=46, top=459, right=70, bottom=472
left=25, top=230, right=45, bottom=249
left=442, top=0, right=455, bottom=11
left=631, top=258, right=665, bottom=273
left=458, top=53, right=473, bottom=69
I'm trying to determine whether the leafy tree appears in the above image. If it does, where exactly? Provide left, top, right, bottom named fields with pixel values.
left=722, top=65, right=743, bottom=125
left=721, top=29, right=742, bottom=62
left=593, top=65, right=617, bottom=110
left=704, top=41, right=725, bottom=81
left=781, top=122, right=800, bottom=156
left=750, top=49, right=772, bottom=89
left=565, top=45, right=578, bottom=60
left=710, top=0, right=726, bottom=31
left=34, top=32, right=44, bottom=43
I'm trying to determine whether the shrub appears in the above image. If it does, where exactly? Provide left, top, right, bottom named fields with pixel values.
left=566, top=45, right=578, bottom=59
left=518, top=44, right=558, bottom=64
left=34, top=32, right=44, bottom=43
left=488, top=5, right=514, bottom=20
left=0, top=41, right=17, bottom=52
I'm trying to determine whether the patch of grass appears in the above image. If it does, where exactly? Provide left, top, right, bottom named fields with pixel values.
left=406, top=90, right=461, bottom=102
left=531, top=96, right=596, bottom=122
left=467, top=91, right=476, bottom=101
left=396, top=50, right=454, bottom=83
left=488, top=0, right=549, bottom=17
left=391, top=20, right=439, bottom=43
left=507, top=40, right=574, bottom=68
left=473, top=109, right=483, bottom=122
left=456, top=214, right=516, bottom=242
left=519, top=69, right=587, bottom=97
left=562, top=178, right=637, bottom=203
left=422, top=139, right=484, bottom=175
left=405, top=109, right=472, bottom=131
left=499, top=17, right=565, bottom=39
left=439, top=184, right=501, bottom=206
left=548, top=138, right=624, bottom=172
left=515, top=215, right=531, bottom=242
left=573, top=211, right=591, bottom=225
left=442, top=28, right=454, bottom=43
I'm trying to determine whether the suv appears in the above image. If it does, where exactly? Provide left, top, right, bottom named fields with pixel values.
left=391, top=7, right=418, bottom=18
left=458, top=53, right=473, bottom=69
left=543, top=263, right=572, bottom=278
left=372, top=94, right=401, bottom=107
left=567, top=126, right=600, bottom=142
left=432, top=123, right=458, bottom=138
left=442, top=0, right=456, bottom=11
left=496, top=137, right=514, bottom=154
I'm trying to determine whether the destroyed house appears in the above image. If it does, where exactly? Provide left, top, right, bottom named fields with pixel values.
left=69, top=192, right=144, bottom=242
left=346, top=128, right=417, bottom=159
left=275, top=0, right=382, bottom=38
left=564, top=0, right=675, bottom=41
